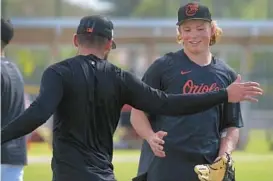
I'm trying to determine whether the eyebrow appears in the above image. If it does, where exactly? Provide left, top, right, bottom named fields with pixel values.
left=196, top=23, right=205, bottom=28
left=182, top=22, right=206, bottom=29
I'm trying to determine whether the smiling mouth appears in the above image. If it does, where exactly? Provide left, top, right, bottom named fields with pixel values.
left=189, top=41, right=201, bottom=45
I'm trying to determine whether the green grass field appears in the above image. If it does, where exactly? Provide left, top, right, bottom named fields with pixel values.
left=24, top=130, right=273, bottom=181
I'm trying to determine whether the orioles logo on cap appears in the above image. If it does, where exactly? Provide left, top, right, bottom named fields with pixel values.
left=86, top=28, right=93, bottom=33
left=185, top=3, right=199, bottom=16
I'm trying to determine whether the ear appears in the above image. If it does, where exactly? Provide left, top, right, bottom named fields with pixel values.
left=211, top=23, right=216, bottom=36
left=73, top=34, right=79, bottom=47
left=176, top=26, right=183, bottom=44
left=105, top=40, right=112, bottom=51
left=177, top=26, right=183, bottom=36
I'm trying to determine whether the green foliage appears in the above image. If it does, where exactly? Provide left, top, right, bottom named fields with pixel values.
left=132, top=0, right=182, bottom=17
left=5, top=46, right=50, bottom=84
left=104, top=0, right=141, bottom=16
left=131, top=0, right=273, bottom=19
left=2, top=0, right=272, bottom=19
left=59, top=46, right=77, bottom=60
left=2, top=0, right=94, bottom=17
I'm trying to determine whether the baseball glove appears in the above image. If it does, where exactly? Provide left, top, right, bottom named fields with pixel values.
left=194, top=153, right=235, bottom=181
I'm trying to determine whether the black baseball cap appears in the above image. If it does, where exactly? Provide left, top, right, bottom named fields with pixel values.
left=76, top=15, right=116, bottom=49
left=176, top=2, right=212, bottom=26
left=1, top=18, right=14, bottom=44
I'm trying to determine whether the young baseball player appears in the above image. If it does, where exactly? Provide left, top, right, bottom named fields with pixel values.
left=131, top=2, right=257, bottom=181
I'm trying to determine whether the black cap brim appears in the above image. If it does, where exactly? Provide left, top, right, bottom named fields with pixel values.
left=176, top=18, right=211, bottom=26
left=112, top=40, right=116, bottom=49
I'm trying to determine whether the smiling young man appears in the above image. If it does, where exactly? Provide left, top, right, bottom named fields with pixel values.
left=131, top=2, right=249, bottom=181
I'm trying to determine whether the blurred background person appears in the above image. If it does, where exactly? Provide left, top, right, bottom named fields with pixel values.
left=1, top=18, right=27, bottom=181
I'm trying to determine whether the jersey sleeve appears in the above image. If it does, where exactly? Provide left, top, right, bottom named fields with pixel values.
left=222, top=102, right=243, bottom=129
left=1, top=66, right=64, bottom=144
left=221, top=70, right=244, bottom=129
left=141, top=58, right=164, bottom=90
left=113, top=65, right=228, bottom=116
left=141, top=58, right=165, bottom=119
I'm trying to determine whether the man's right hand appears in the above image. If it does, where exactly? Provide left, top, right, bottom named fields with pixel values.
left=147, top=131, right=168, bottom=158
left=227, top=75, right=263, bottom=103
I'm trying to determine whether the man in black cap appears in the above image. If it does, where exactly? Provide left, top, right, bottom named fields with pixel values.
left=1, top=18, right=27, bottom=181
left=131, top=2, right=252, bottom=181
left=1, top=15, right=263, bottom=181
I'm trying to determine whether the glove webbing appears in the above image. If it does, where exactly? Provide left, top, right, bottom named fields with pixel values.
left=223, top=153, right=235, bottom=181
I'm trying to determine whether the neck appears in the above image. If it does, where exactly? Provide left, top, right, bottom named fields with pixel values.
left=77, top=47, right=104, bottom=59
left=184, top=48, right=212, bottom=66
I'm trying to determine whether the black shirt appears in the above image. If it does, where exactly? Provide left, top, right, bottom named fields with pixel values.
left=137, top=50, right=243, bottom=181
left=1, top=57, right=27, bottom=165
left=1, top=54, right=229, bottom=181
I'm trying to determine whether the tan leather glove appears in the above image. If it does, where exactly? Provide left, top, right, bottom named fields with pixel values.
left=194, top=153, right=235, bottom=181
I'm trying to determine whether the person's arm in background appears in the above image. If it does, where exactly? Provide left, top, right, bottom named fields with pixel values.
left=1, top=73, right=5, bottom=122
left=131, top=108, right=167, bottom=157
left=218, top=102, right=243, bottom=158
left=130, top=59, right=167, bottom=157
left=218, top=72, right=244, bottom=158
left=1, top=66, right=64, bottom=144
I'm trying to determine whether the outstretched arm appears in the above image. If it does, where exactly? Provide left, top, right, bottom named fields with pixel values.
left=118, top=70, right=228, bottom=115
left=217, top=71, right=245, bottom=158
left=1, top=67, right=63, bottom=144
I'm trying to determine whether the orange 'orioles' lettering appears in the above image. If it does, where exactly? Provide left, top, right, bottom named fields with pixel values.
left=182, top=80, right=220, bottom=94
